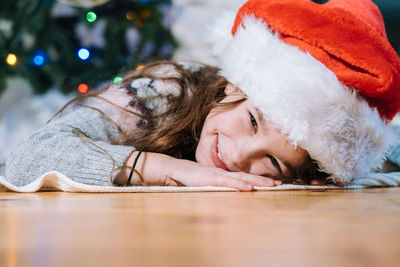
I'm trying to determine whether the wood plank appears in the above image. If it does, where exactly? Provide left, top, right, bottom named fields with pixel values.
left=0, top=188, right=399, bottom=267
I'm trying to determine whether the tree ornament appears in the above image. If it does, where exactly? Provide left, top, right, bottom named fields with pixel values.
left=76, top=20, right=106, bottom=49
left=57, top=0, right=110, bottom=8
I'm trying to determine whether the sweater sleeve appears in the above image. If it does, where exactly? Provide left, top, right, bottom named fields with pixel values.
left=384, top=125, right=400, bottom=168
left=5, top=100, right=135, bottom=187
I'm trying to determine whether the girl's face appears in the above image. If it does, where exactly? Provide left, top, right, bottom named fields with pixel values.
left=195, top=84, right=307, bottom=178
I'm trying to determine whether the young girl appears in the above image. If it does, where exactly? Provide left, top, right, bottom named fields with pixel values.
left=5, top=0, right=400, bottom=191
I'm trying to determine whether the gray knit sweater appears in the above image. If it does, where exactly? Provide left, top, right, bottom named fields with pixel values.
left=6, top=100, right=133, bottom=187
left=5, top=63, right=199, bottom=187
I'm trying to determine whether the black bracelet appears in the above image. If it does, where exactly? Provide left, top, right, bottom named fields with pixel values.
left=126, top=149, right=143, bottom=186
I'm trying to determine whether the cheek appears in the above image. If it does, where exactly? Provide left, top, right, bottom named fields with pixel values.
left=195, top=122, right=211, bottom=164
left=195, top=112, right=223, bottom=164
left=195, top=137, right=211, bottom=165
left=195, top=135, right=204, bottom=161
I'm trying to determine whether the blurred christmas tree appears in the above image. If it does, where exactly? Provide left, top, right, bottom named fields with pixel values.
left=0, top=0, right=177, bottom=95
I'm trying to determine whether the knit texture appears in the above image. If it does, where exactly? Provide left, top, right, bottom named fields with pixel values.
left=5, top=99, right=135, bottom=187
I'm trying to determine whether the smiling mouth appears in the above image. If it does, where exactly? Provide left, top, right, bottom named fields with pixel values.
left=211, top=135, right=228, bottom=170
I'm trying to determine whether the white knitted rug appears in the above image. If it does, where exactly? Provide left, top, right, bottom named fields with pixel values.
left=1, top=171, right=400, bottom=193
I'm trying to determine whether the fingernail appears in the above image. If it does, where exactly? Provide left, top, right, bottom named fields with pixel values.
left=275, top=180, right=283, bottom=186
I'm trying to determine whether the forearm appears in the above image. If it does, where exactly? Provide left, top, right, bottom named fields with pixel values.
left=114, top=151, right=174, bottom=186
left=5, top=103, right=135, bottom=187
left=5, top=126, right=134, bottom=187
left=114, top=150, right=278, bottom=190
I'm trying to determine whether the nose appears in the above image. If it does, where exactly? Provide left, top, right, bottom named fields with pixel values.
left=230, top=139, right=259, bottom=172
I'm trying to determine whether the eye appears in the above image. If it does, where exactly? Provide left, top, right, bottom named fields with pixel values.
left=267, top=154, right=282, bottom=173
left=249, top=112, right=258, bottom=131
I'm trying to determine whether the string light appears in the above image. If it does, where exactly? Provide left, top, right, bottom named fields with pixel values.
left=33, top=50, right=46, bottom=66
left=6, top=53, right=17, bottom=66
left=78, top=83, right=89, bottom=94
left=134, top=20, right=143, bottom=29
left=78, top=48, right=90, bottom=60
left=140, top=9, right=151, bottom=19
left=126, top=11, right=135, bottom=20
left=86, top=11, right=97, bottom=23
left=113, top=76, right=123, bottom=84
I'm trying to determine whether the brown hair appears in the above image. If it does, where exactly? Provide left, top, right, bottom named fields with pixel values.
left=53, top=60, right=329, bottom=185
left=117, top=61, right=229, bottom=161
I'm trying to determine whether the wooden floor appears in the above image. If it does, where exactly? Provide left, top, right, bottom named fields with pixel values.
left=0, top=188, right=399, bottom=267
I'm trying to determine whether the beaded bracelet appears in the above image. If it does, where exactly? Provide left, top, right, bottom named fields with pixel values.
left=126, top=149, right=143, bottom=186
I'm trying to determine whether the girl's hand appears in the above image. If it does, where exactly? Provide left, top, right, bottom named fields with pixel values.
left=164, top=157, right=282, bottom=191
left=116, top=151, right=281, bottom=191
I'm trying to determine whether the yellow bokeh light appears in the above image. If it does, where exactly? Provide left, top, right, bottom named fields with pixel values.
left=134, top=20, right=143, bottom=29
left=6, top=54, right=17, bottom=66
left=126, top=11, right=135, bottom=21
left=140, top=10, right=151, bottom=19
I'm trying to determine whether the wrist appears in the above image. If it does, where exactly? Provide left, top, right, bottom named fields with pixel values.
left=115, top=151, right=175, bottom=186
left=115, top=150, right=146, bottom=185
left=126, top=149, right=143, bottom=186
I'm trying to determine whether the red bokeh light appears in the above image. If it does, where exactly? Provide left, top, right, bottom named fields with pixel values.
left=78, top=83, right=89, bottom=94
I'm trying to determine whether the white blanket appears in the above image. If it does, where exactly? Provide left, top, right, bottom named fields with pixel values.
left=1, top=171, right=400, bottom=193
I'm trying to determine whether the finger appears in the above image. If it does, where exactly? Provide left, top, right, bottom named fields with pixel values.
left=336, top=181, right=345, bottom=187
left=209, top=176, right=253, bottom=192
left=229, top=172, right=277, bottom=187
left=311, top=179, right=324, bottom=186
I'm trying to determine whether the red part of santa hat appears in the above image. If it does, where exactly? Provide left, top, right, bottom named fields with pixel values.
left=233, top=0, right=400, bottom=121
left=207, top=0, right=400, bottom=183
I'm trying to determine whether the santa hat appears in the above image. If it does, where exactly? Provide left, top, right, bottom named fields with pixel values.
left=207, top=0, right=400, bottom=184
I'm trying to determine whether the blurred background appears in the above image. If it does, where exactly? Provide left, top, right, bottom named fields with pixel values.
left=0, top=0, right=399, bottom=169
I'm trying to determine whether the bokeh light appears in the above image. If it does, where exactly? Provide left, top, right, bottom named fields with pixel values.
left=6, top=53, right=17, bottom=66
left=140, top=10, right=151, bottom=19
left=78, top=83, right=89, bottom=94
left=87, top=12, right=97, bottom=23
left=33, top=50, right=46, bottom=66
left=113, top=76, right=123, bottom=84
left=78, top=48, right=90, bottom=60
left=126, top=11, right=135, bottom=20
